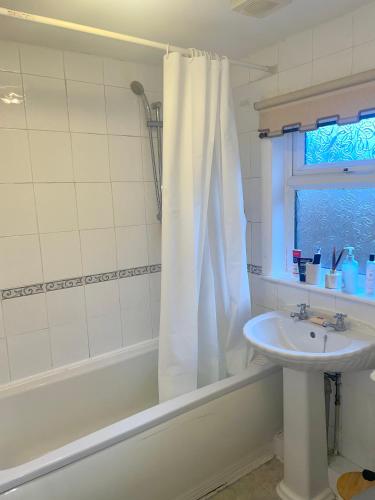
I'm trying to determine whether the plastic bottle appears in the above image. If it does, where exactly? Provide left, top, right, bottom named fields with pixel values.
left=342, top=246, right=359, bottom=294
left=365, top=254, right=375, bottom=295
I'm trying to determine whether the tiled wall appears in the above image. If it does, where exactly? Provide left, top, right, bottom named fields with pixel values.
left=0, top=40, right=162, bottom=383
left=232, top=1, right=375, bottom=471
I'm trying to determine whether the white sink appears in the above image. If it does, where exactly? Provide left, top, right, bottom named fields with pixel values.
left=243, top=309, right=375, bottom=500
left=243, top=310, right=375, bottom=372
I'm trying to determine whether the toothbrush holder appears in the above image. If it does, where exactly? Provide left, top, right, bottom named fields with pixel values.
left=306, top=263, right=321, bottom=285
left=325, top=271, right=342, bottom=290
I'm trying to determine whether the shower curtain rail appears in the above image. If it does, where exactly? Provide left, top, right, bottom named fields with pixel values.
left=0, top=7, right=276, bottom=74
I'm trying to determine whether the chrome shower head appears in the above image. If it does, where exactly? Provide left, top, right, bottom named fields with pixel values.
left=131, top=80, right=151, bottom=120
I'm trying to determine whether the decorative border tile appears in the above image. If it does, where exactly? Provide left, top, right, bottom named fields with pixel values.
left=1, top=265, right=162, bottom=301
left=2, top=263, right=254, bottom=301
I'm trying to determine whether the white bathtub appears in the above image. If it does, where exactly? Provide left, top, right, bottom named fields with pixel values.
left=0, top=338, right=282, bottom=500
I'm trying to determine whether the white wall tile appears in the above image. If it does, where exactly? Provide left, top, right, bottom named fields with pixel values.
left=335, top=297, right=375, bottom=326
left=40, top=231, right=82, bottom=281
left=238, top=132, right=251, bottom=179
left=87, top=312, right=122, bottom=356
left=20, top=45, right=64, bottom=78
left=23, top=75, right=68, bottom=131
left=50, top=322, right=89, bottom=367
left=0, top=338, right=10, bottom=384
left=35, top=183, right=78, bottom=233
left=103, top=58, right=137, bottom=88
left=112, top=181, right=146, bottom=226
left=277, top=283, right=308, bottom=309
left=0, top=235, right=43, bottom=288
left=108, top=135, right=143, bottom=181
left=0, top=40, right=20, bottom=72
left=84, top=280, right=120, bottom=317
left=249, top=132, right=262, bottom=178
left=147, top=224, right=161, bottom=264
left=0, top=306, right=4, bottom=338
left=0, top=129, right=31, bottom=182
left=3, top=293, right=48, bottom=336
left=352, top=39, right=375, bottom=74
left=64, top=52, right=103, bottom=84
left=105, top=86, right=140, bottom=136
left=46, top=287, right=86, bottom=326
left=150, top=298, right=160, bottom=337
left=29, top=130, right=74, bottom=182
left=312, top=49, right=352, bottom=85
left=137, top=64, right=163, bottom=92
left=0, top=184, right=37, bottom=236
left=251, top=223, right=262, bottom=267
left=250, top=276, right=278, bottom=309
left=71, top=133, right=109, bottom=182
left=313, top=15, right=352, bottom=59
left=7, top=329, right=51, bottom=379
left=116, top=225, right=148, bottom=268
left=278, top=30, right=313, bottom=72
left=121, top=306, right=152, bottom=346
left=278, top=63, right=312, bottom=94
left=149, top=272, right=161, bottom=303
left=76, top=182, right=114, bottom=230
left=119, top=274, right=150, bottom=310
left=243, top=178, right=262, bottom=223
left=353, top=2, right=375, bottom=47
left=80, top=228, right=117, bottom=275
left=0, top=71, right=26, bottom=128
left=308, top=290, right=335, bottom=312
left=67, top=80, right=106, bottom=134
left=246, top=222, right=251, bottom=264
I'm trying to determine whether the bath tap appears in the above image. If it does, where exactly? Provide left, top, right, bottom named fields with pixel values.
left=322, top=313, right=347, bottom=332
left=290, top=303, right=310, bottom=320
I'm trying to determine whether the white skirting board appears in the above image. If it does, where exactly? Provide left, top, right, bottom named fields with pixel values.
left=176, top=442, right=275, bottom=500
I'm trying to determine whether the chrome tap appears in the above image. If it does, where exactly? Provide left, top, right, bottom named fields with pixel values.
left=290, top=303, right=310, bottom=320
left=323, top=313, right=347, bottom=332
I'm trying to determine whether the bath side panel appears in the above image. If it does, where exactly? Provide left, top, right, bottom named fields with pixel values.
left=2, top=371, right=282, bottom=500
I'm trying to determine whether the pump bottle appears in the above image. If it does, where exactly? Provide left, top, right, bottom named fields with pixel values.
left=342, top=246, right=359, bottom=294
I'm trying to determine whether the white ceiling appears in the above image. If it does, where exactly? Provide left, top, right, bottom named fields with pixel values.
left=0, top=0, right=372, bottom=64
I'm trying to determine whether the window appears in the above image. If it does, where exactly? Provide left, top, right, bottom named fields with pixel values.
left=305, top=117, right=375, bottom=165
left=293, top=116, right=375, bottom=175
left=295, top=189, right=375, bottom=275
left=287, top=117, right=375, bottom=276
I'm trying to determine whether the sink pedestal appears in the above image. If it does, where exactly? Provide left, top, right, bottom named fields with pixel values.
left=276, top=369, right=335, bottom=500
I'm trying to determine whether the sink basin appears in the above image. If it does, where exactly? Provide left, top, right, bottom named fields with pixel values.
left=243, top=310, right=375, bottom=372
left=244, top=310, right=375, bottom=500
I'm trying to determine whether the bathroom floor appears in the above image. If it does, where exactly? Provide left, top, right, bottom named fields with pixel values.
left=210, top=458, right=283, bottom=499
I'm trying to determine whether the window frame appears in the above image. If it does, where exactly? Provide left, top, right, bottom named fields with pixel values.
left=283, top=131, right=375, bottom=274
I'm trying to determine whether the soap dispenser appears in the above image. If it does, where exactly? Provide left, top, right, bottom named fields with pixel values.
left=342, top=246, right=359, bottom=294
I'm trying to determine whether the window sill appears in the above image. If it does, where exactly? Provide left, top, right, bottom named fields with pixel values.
left=262, top=273, right=375, bottom=307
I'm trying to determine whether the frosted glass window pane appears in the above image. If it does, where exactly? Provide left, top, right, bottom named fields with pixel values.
left=295, top=189, right=375, bottom=274
left=305, top=117, right=375, bottom=165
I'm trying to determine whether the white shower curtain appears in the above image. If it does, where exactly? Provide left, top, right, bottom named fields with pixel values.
left=158, top=51, right=251, bottom=402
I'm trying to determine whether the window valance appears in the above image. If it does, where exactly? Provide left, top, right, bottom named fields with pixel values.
left=255, top=68, right=375, bottom=138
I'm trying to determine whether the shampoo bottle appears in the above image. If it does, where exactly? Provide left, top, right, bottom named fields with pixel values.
left=365, top=254, right=375, bottom=295
left=342, top=246, right=359, bottom=294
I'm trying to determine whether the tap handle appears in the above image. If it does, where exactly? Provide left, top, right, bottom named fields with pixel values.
left=334, top=313, right=347, bottom=319
left=297, top=303, right=309, bottom=310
